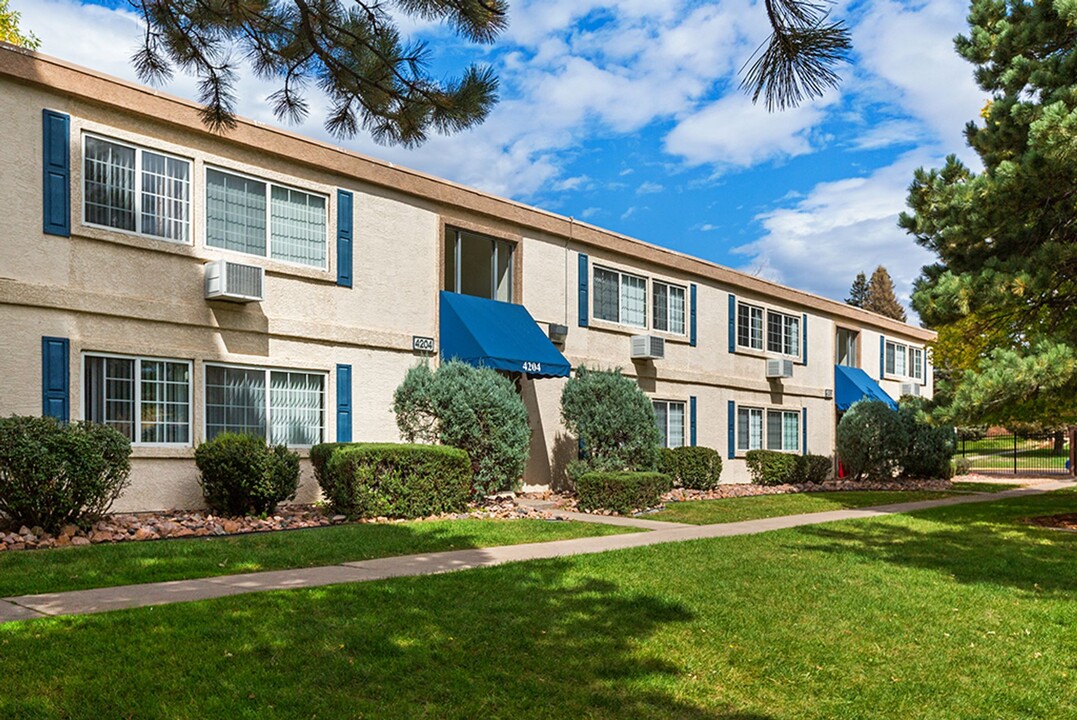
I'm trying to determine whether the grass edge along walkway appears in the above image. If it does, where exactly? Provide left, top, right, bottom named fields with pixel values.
left=2, top=481, right=1068, bottom=624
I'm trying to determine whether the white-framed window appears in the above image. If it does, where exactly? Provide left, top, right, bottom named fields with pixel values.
left=652, top=281, right=686, bottom=335
left=766, top=410, right=800, bottom=452
left=205, top=167, right=327, bottom=268
left=203, top=364, right=326, bottom=446
left=910, top=347, right=924, bottom=381
left=653, top=400, right=686, bottom=449
left=766, top=310, right=800, bottom=357
left=83, top=353, right=192, bottom=445
left=83, top=134, right=191, bottom=243
left=737, top=406, right=764, bottom=452
left=737, top=406, right=800, bottom=453
left=883, top=342, right=908, bottom=376
left=737, top=302, right=764, bottom=350
left=593, top=266, right=647, bottom=328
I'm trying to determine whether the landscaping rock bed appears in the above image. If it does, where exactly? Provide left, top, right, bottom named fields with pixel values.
left=544, top=478, right=958, bottom=515
left=0, top=499, right=556, bottom=552
left=1027, top=514, right=1077, bottom=532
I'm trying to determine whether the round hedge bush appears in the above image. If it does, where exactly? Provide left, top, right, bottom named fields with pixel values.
left=660, top=446, right=723, bottom=490
left=194, top=433, right=300, bottom=515
left=0, top=415, right=131, bottom=533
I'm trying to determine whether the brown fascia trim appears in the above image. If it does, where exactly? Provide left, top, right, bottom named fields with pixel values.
left=0, top=43, right=935, bottom=342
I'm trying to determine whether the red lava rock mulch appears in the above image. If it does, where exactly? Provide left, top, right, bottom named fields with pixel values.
left=0, top=498, right=556, bottom=553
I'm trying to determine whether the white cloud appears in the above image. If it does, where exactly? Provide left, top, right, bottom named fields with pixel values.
left=664, top=91, right=836, bottom=167
left=636, top=181, right=664, bottom=194
left=733, top=151, right=939, bottom=310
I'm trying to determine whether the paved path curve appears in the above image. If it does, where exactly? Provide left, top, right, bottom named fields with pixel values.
left=1, top=481, right=1070, bottom=624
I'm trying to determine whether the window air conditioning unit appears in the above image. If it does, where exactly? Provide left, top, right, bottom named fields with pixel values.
left=204, top=260, right=264, bottom=303
left=766, top=358, right=794, bottom=379
left=901, top=383, right=921, bottom=397
left=630, top=335, right=665, bottom=360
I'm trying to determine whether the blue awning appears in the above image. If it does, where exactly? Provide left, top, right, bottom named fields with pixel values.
left=439, top=291, right=571, bottom=379
left=834, top=365, right=898, bottom=411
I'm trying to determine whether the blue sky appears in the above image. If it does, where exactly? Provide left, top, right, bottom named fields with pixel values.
left=13, top=0, right=984, bottom=315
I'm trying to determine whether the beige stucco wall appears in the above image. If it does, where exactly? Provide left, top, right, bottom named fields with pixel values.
left=0, top=68, right=938, bottom=509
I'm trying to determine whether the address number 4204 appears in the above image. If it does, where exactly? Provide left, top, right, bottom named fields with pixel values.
left=522, top=361, right=542, bottom=373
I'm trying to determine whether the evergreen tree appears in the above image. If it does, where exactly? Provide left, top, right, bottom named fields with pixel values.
left=0, top=0, right=39, bottom=49
left=862, top=266, right=907, bottom=323
left=845, top=271, right=869, bottom=308
left=900, top=0, right=1077, bottom=425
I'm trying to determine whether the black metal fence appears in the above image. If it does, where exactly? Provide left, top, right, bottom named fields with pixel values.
left=957, top=431, right=1074, bottom=476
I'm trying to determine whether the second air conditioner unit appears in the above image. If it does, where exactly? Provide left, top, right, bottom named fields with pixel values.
left=630, top=335, right=665, bottom=360
left=204, top=260, right=264, bottom=303
left=766, top=358, right=794, bottom=379
left=901, top=383, right=921, bottom=397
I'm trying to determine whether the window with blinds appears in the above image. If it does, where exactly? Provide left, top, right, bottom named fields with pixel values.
left=84, top=354, right=191, bottom=445
left=206, top=168, right=327, bottom=268
left=653, top=400, right=686, bottom=448
left=737, top=302, right=764, bottom=350
left=593, top=266, right=647, bottom=328
left=652, top=281, right=686, bottom=334
left=205, top=364, right=325, bottom=445
left=84, top=135, right=190, bottom=242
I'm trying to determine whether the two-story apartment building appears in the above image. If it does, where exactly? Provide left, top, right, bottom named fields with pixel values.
left=0, top=45, right=935, bottom=511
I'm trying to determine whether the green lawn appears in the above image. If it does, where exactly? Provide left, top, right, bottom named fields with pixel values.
left=951, top=481, right=1024, bottom=493
left=3, top=491, right=1076, bottom=718
left=648, top=490, right=957, bottom=525
left=0, top=518, right=635, bottom=598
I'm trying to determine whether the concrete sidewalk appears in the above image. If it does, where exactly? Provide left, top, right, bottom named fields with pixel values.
left=1, top=481, right=1069, bottom=624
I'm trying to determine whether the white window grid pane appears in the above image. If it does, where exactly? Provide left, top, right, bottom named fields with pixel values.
left=621, top=274, right=647, bottom=327
left=84, top=137, right=136, bottom=231
left=667, top=402, right=685, bottom=449
left=140, top=360, right=190, bottom=444
left=205, top=366, right=267, bottom=440
left=141, top=151, right=190, bottom=242
left=270, top=371, right=325, bottom=446
left=593, top=268, right=620, bottom=322
left=767, top=312, right=784, bottom=353
left=270, top=185, right=326, bottom=267
left=668, top=286, right=686, bottom=335
left=786, top=316, right=800, bottom=357
left=749, top=409, right=763, bottom=450
left=911, top=348, right=923, bottom=380
left=885, top=342, right=896, bottom=374
left=653, top=283, right=668, bottom=332
left=104, top=357, right=135, bottom=439
left=751, top=307, right=763, bottom=349
left=206, top=169, right=267, bottom=256
left=783, top=412, right=799, bottom=451
left=766, top=411, right=783, bottom=450
left=894, top=344, right=907, bottom=376
left=653, top=401, right=668, bottom=448
left=739, top=304, right=764, bottom=350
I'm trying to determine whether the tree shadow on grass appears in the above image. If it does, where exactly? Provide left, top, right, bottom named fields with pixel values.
left=0, top=559, right=777, bottom=720
left=794, top=496, right=1077, bottom=596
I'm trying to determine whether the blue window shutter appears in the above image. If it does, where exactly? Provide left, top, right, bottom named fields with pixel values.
left=689, top=396, right=697, bottom=447
left=689, top=284, right=698, bottom=347
left=727, top=400, right=735, bottom=459
left=802, top=313, right=808, bottom=366
left=802, top=407, right=808, bottom=456
left=727, top=293, right=736, bottom=353
left=578, top=253, right=589, bottom=327
left=336, top=190, right=353, bottom=287
left=42, top=110, right=70, bottom=237
left=41, top=336, right=69, bottom=423
left=336, top=364, right=352, bottom=442
left=879, top=336, right=885, bottom=379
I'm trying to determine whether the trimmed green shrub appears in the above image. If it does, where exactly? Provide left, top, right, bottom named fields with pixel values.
left=394, top=361, right=530, bottom=497
left=0, top=415, right=131, bottom=533
left=835, top=400, right=909, bottom=481
left=560, top=366, right=661, bottom=476
left=575, top=471, right=671, bottom=514
left=898, top=398, right=955, bottom=479
left=321, top=443, right=471, bottom=519
left=195, top=433, right=300, bottom=515
left=792, top=454, right=833, bottom=484
left=660, top=446, right=723, bottom=490
left=744, top=450, right=799, bottom=485
left=310, top=442, right=347, bottom=501
left=953, top=457, right=972, bottom=476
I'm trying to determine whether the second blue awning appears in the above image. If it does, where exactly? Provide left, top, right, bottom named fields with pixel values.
left=439, top=291, right=571, bottom=379
left=835, top=365, right=897, bottom=411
